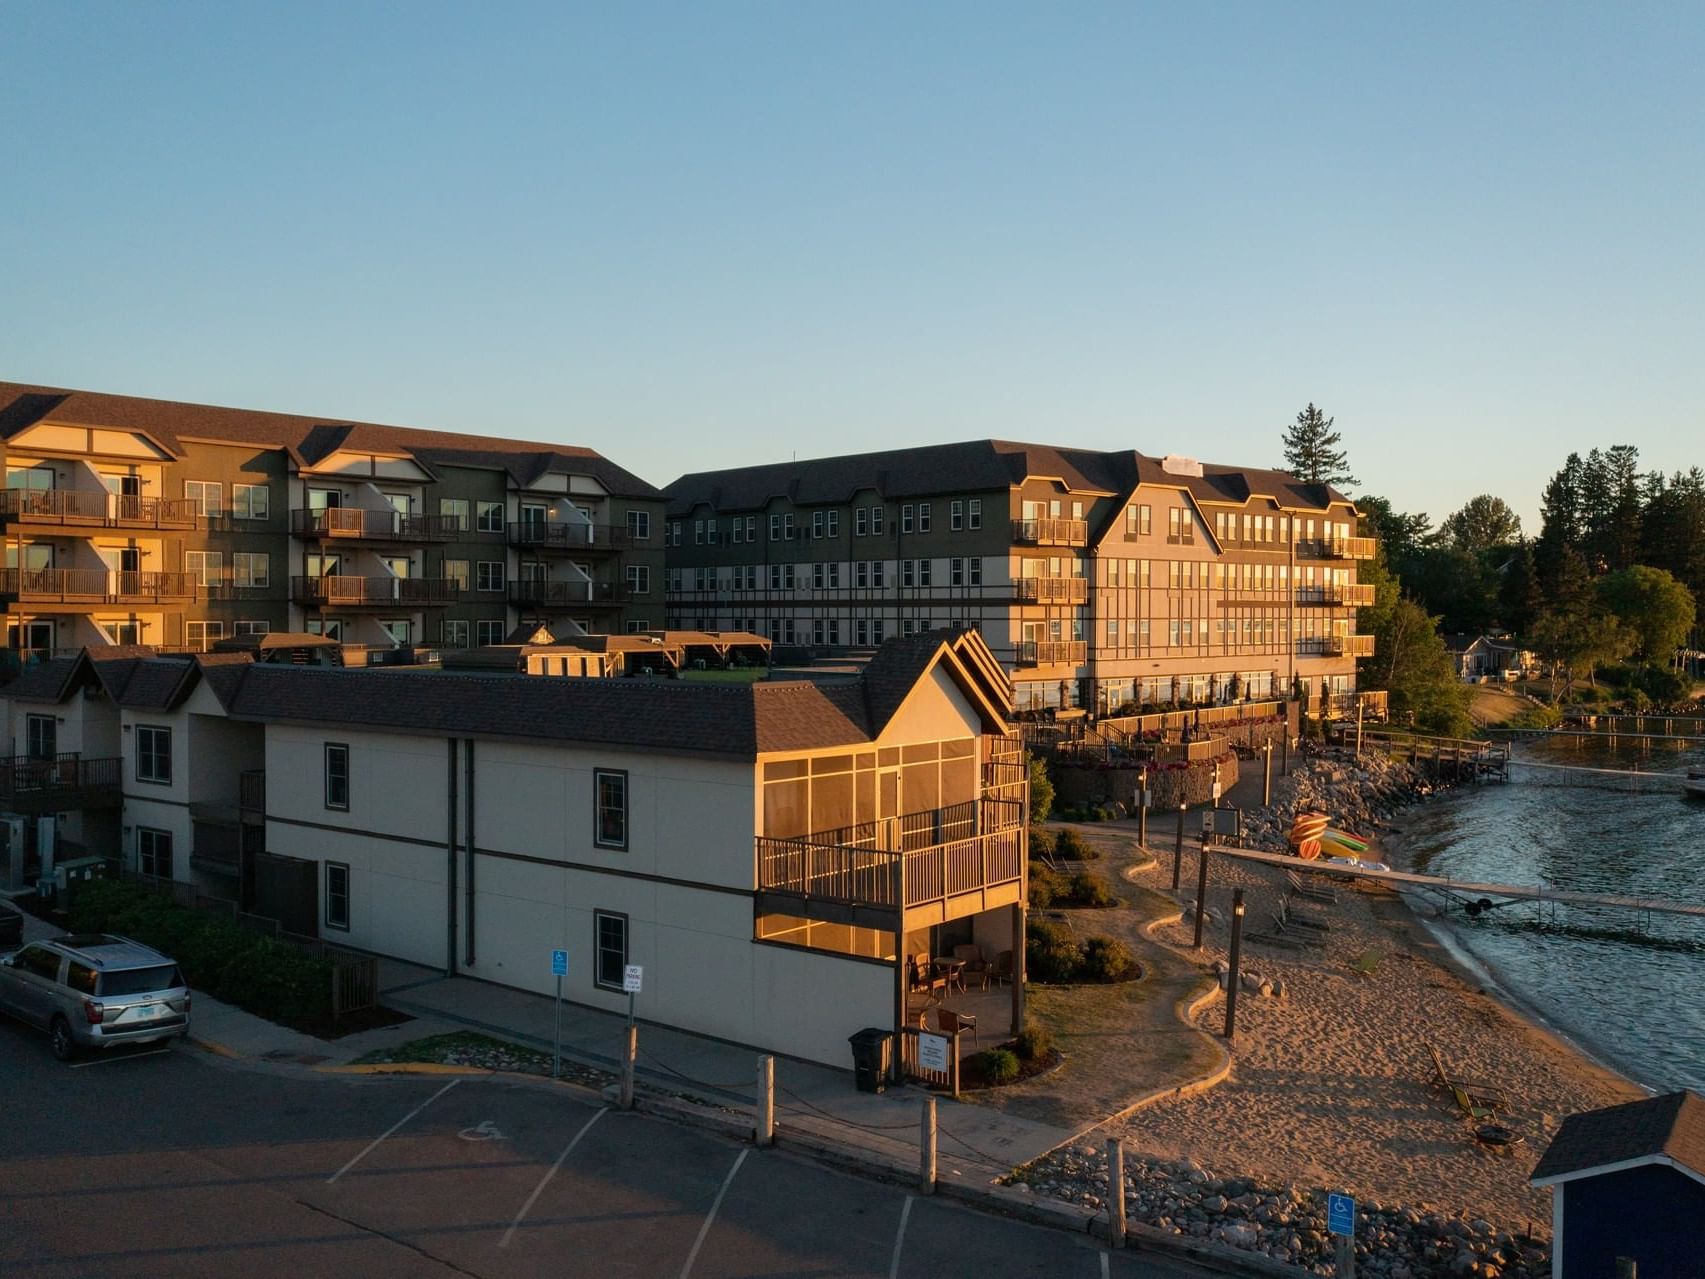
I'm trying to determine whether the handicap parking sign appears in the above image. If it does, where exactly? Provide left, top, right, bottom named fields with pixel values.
left=1327, top=1192, right=1355, bottom=1236
left=551, top=949, right=568, bottom=977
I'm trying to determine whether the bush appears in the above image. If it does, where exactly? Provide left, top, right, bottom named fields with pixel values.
left=1013, top=1022, right=1054, bottom=1064
left=1027, top=862, right=1062, bottom=909
left=70, top=880, right=334, bottom=1023
left=1066, top=871, right=1117, bottom=908
left=1053, top=829, right=1093, bottom=861
left=1028, top=754, right=1054, bottom=824
left=1080, top=935, right=1140, bottom=982
left=1028, top=826, right=1055, bottom=860
left=1025, top=918, right=1082, bottom=983
left=977, top=1047, right=1020, bottom=1084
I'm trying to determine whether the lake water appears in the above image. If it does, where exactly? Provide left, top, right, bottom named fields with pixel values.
left=1391, top=739, right=1705, bottom=1094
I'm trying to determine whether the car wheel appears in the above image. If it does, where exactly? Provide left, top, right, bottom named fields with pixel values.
left=49, top=1016, right=77, bottom=1062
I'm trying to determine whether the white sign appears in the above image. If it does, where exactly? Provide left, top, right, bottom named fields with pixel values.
left=918, top=1032, right=950, bottom=1073
left=622, top=964, right=644, bottom=994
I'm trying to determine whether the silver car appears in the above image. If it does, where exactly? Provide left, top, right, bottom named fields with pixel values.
left=0, top=933, right=190, bottom=1060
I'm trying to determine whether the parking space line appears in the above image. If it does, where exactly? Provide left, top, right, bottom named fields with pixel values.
left=888, top=1194, right=914, bottom=1279
left=326, top=1078, right=461, bottom=1185
left=499, top=1107, right=608, bottom=1249
left=678, top=1147, right=749, bottom=1279
left=69, top=1048, right=172, bottom=1068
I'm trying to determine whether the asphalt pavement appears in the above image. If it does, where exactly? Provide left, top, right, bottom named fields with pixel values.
left=0, top=1022, right=1216, bottom=1279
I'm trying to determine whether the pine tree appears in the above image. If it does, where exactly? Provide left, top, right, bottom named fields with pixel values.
left=1280, top=403, right=1356, bottom=488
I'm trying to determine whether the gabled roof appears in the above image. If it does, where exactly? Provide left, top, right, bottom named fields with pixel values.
left=0, top=645, right=158, bottom=704
left=1532, top=1090, right=1705, bottom=1187
left=0, top=381, right=661, bottom=500
left=114, top=658, right=201, bottom=712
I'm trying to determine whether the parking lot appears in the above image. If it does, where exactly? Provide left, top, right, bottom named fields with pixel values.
left=0, top=1023, right=1211, bottom=1278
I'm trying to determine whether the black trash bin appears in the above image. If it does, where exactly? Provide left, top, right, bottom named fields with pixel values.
left=848, top=1027, right=894, bottom=1093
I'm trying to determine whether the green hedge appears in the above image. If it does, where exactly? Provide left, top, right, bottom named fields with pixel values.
left=1025, top=918, right=1140, bottom=984
left=70, top=880, right=335, bottom=1023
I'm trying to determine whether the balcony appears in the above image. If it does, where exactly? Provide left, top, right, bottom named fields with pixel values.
left=1014, top=576, right=1088, bottom=604
left=510, top=579, right=629, bottom=610
left=1014, top=640, right=1087, bottom=667
left=0, top=488, right=199, bottom=529
left=507, top=521, right=632, bottom=553
left=755, top=797, right=1025, bottom=928
left=0, top=754, right=121, bottom=813
left=1298, top=535, right=1377, bottom=561
left=1, top=568, right=197, bottom=605
left=291, top=576, right=460, bottom=608
left=291, top=508, right=462, bottom=542
left=1296, top=582, right=1377, bottom=608
left=1300, top=634, right=1376, bottom=658
left=1011, top=517, right=1088, bottom=547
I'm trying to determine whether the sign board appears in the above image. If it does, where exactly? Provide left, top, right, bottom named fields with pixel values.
left=1201, top=811, right=1216, bottom=835
left=1211, top=778, right=1223, bottom=803
left=1140, top=789, right=1151, bottom=808
left=918, top=1032, right=950, bottom=1073
left=551, top=949, right=568, bottom=977
left=1327, top=1192, right=1355, bottom=1236
left=622, top=964, right=644, bottom=994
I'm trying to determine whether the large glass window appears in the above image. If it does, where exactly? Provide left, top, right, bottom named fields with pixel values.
left=594, top=769, right=628, bottom=849
left=233, top=483, right=270, bottom=520
left=476, top=501, right=504, bottom=533
left=184, top=480, right=222, bottom=517
left=135, top=725, right=171, bottom=784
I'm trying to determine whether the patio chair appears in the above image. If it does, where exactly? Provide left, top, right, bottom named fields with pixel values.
left=1276, top=896, right=1330, bottom=933
left=1285, top=869, right=1338, bottom=904
left=953, top=943, right=990, bottom=991
left=936, top=1006, right=979, bottom=1049
left=910, top=953, right=947, bottom=1002
left=990, top=949, right=1014, bottom=986
left=1428, top=1043, right=1507, bottom=1111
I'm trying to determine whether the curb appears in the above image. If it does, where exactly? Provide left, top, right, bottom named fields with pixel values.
left=190, top=1035, right=239, bottom=1059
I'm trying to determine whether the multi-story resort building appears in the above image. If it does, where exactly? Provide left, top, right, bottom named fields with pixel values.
left=663, top=443, right=1375, bottom=715
left=0, top=382, right=666, bottom=660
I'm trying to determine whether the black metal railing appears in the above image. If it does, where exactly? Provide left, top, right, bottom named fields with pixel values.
left=509, top=579, right=629, bottom=608
left=290, top=508, right=462, bottom=541
left=291, top=576, right=460, bottom=606
left=0, top=754, right=122, bottom=810
left=507, top=521, right=631, bottom=552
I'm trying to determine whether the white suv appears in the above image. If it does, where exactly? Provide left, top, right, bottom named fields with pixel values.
left=0, top=933, right=190, bottom=1060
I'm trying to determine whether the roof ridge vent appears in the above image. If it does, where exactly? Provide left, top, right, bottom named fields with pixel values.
left=1160, top=454, right=1203, bottom=477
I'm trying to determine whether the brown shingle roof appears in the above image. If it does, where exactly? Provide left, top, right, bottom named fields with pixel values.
left=115, top=658, right=201, bottom=712
left=0, top=382, right=661, bottom=500
left=1532, top=1090, right=1705, bottom=1183
left=1, top=656, right=83, bottom=703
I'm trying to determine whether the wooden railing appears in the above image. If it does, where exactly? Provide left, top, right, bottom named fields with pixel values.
left=1297, top=583, right=1377, bottom=607
left=897, top=1025, right=962, bottom=1095
left=291, top=575, right=460, bottom=606
left=1014, top=576, right=1088, bottom=604
left=1, top=488, right=200, bottom=528
left=0, top=754, right=122, bottom=810
left=1298, top=535, right=1377, bottom=560
left=1011, top=517, right=1088, bottom=546
left=507, top=521, right=632, bottom=551
left=1, top=568, right=197, bottom=603
left=1014, top=640, right=1088, bottom=667
left=290, top=508, right=463, bottom=541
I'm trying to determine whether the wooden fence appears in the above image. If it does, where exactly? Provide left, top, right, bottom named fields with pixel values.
left=897, top=1024, right=962, bottom=1096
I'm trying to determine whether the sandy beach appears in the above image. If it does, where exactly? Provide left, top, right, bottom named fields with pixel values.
left=1111, top=832, right=1643, bottom=1233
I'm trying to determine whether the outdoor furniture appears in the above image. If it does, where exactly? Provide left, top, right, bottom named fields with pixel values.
left=910, top=953, right=947, bottom=1002
left=936, top=1007, right=979, bottom=1049
left=952, top=943, right=990, bottom=991
left=991, top=949, right=1014, bottom=986
left=1276, top=896, right=1330, bottom=933
left=932, top=956, right=967, bottom=994
left=1428, top=1043, right=1508, bottom=1111
left=1286, top=869, right=1338, bottom=904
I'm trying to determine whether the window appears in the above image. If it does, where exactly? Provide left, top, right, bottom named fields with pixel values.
left=917, top=559, right=932, bottom=587
left=812, top=511, right=824, bottom=538
left=235, top=620, right=270, bottom=637
left=855, top=509, right=867, bottom=537
left=476, top=561, right=505, bottom=591
left=476, top=619, right=505, bottom=646
left=137, top=828, right=172, bottom=879
left=783, top=513, right=795, bottom=540
left=950, top=558, right=964, bottom=586
left=706, top=519, right=718, bottom=544
left=184, top=480, right=222, bottom=517
left=324, top=743, right=350, bottom=810
left=694, top=519, right=705, bottom=546
left=827, top=562, right=840, bottom=588
left=594, top=769, right=628, bottom=850
left=627, top=510, right=650, bottom=540
left=730, top=519, right=742, bottom=545
left=812, top=562, right=825, bottom=590
left=742, top=516, right=756, bottom=542
left=968, top=499, right=981, bottom=530
left=185, top=621, right=225, bottom=652
left=969, top=557, right=982, bottom=586
left=594, top=910, right=628, bottom=990
left=476, top=501, right=504, bottom=533
left=855, top=561, right=869, bottom=588
left=438, top=497, right=469, bottom=532
left=667, top=521, right=681, bottom=547
left=871, top=506, right=885, bottom=535
left=184, top=550, right=223, bottom=586
left=950, top=500, right=964, bottom=530
left=325, top=863, right=350, bottom=930
left=233, top=483, right=270, bottom=520
left=625, top=565, right=650, bottom=595
left=770, top=515, right=781, bottom=542
left=135, top=725, right=171, bottom=785
left=901, top=504, right=914, bottom=533
left=918, top=502, right=931, bottom=532
left=871, top=561, right=885, bottom=588
left=444, top=559, right=470, bottom=591
left=442, top=619, right=469, bottom=647
left=233, top=552, right=269, bottom=587
left=25, top=714, right=55, bottom=761
left=826, top=510, right=838, bottom=537
left=902, top=560, right=915, bottom=587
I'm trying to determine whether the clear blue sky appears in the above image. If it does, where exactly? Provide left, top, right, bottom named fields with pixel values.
left=4, top=3, right=1700, bottom=529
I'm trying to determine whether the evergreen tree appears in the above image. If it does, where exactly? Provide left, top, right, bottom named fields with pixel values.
left=1280, top=403, right=1356, bottom=488
left=1639, top=469, right=1705, bottom=627
left=1535, top=453, right=1585, bottom=593
left=1498, top=542, right=1542, bottom=638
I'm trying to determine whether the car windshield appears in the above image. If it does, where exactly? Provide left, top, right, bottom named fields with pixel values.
left=97, top=965, right=183, bottom=997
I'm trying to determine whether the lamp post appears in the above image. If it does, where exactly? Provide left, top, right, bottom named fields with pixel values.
left=1172, top=802, right=1185, bottom=890
left=1262, top=739, right=1273, bottom=807
left=1224, top=888, right=1246, bottom=1041
left=1136, top=769, right=1148, bottom=847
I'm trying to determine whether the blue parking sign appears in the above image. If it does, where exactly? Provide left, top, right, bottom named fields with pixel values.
left=1327, top=1192, right=1355, bottom=1236
left=551, top=949, right=568, bottom=977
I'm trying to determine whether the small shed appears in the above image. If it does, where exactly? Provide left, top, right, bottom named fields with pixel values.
left=1531, top=1089, right=1705, bottom=1279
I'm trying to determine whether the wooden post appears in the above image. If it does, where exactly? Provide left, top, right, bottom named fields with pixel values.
left=1172, top=804, right=1185, bottom=890
left=1193, top=841, right=1211, bottom=949
left=1137, top=770, right=1148, bottom=847
left=1106, top=1137, right=1126, bottom=1248
left=755, top=1055, right=774, bottom=1147
left=920, top=1096, right=937, bottom=1195
left=1262, top=740, right=1273, bottom=807
left=619, top=1022, right=637, bottom=1110
left=1224, top=888, right=1246, bottom=1041
left=950, top=1029, right=960, bottom=1100
left=1335, top=1233, right=1356, bottom=1277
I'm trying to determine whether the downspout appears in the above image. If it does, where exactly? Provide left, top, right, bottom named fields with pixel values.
left=446, top=738, right=459, bottom=976
left=464, top=737, right=476, bottom=967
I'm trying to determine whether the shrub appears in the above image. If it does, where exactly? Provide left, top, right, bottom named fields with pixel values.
left=1028, top=754, right=1054, bottom=823
left=1025, top=918, right=1082, bottom=983
left=1066, top=871, right=1117, bottom=908
left=1053, top=829, right=1092, bottom=861
left=1028, top=826, right=1055, bottom=860
left=1013, top=1022, right=1054, bottom=1064
left=977, top=1047, right=1020, bottom=1084
left=1080, top=935, right=1140, bottom=982
left=1027, top=863, right=1062, bottom=909
left=1094, top=805, right=1117, bottom=822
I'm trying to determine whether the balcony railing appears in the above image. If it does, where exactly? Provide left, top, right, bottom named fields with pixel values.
left=1014, top=639, right=1087, bottom=667
left=756, top=797, right=1025, bottom=915
left=0, top=568, right=197, bottom=604
left=291, top=576, right=460, bottom=607
left=1012, top=518, right=1088, bottom=547
left=1300, top=634, right=1376, bottom=658
left=1296, top=582, right=1377, bottom=607
left=1298, top=535, right=1377, bottom=560
left=510, top=579, right=629, bottom=609
left=0, top=488, right=200, bottom=529
left=507, top=521, right=632, bottom=552
left=1014, top=576, right=1088, bottom=604
left=0, top=754, right=122, bottom=812
left=291, top=508, right=462, bottom=542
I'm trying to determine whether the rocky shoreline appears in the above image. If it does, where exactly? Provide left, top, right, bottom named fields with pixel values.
left=1239, top=745, right=1443, bottom=853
